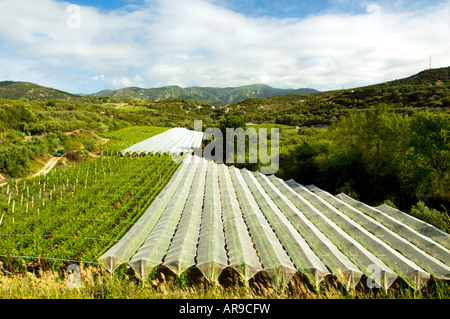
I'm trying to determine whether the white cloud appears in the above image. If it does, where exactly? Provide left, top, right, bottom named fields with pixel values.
left=108, top=75, right=145, bottom=88
left=91, top=74, right=105, bottom=81
left=0, top=0, right=448, bottom=92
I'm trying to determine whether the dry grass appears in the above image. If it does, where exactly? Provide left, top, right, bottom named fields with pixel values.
left=0, top=262, right=448, bottom=299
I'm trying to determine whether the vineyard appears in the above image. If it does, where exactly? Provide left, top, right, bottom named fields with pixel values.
left=0, top=154, right=179, bottom=269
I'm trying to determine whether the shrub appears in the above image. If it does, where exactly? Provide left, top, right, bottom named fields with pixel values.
left=83, top=139, right=98, bottom=152
left=409, top=201, right=450, bottom=233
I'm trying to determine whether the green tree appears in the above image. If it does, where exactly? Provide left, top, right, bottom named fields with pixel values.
left=218, top=115, right=246, bottom=132
left=325, top=105, right=410, bottom=204
left=83, top=139, right=98, bottom=152
left=0, top=144, right=32, bottom=177
left=406, top=111, right=450, bottom=208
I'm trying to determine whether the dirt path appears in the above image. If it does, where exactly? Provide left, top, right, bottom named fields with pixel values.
left=31, top=157, right=60, bottom=178
left=0, top=156, right=62, bottom=187
left=0, top=173, right=6, bottom=185
left=1, top=128, right=111, bottom=187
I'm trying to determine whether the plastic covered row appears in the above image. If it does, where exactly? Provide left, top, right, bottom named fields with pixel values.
left=269, top=176, right=398, bottom=291
left=121, top=127, right=204, bottom=156
left=255, top=173, right=364, bottom=290
left=310, top=187, right=450, bottom=282
left=287, top=181, right=431, bottom=290
left=336, top=193, right=450, bottom=266
left=162, top=158, right=207, bottom=275
left=241, top=169, right=331, bottom=288
left=195, top=160, right=228, bottom=281
left=375, top=203, right=450, bottom=250
left=217, top=164, right=262, bottom=281
left=129, top=156, right=202, bottom=279
left=229, top=167, right=297, bottom=289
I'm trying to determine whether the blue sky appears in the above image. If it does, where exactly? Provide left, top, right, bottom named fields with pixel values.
left=67, top=0, right=333, bottom=16
left=66, top=0, right=441, bottom=18
left=0, top=0, right=449, bottom=94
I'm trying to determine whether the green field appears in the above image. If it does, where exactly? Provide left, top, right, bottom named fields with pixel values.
left=0, top=154, right=179, bottom=269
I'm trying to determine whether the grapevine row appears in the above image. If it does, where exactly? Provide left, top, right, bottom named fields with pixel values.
left=0, top=154, right=179, bottom=269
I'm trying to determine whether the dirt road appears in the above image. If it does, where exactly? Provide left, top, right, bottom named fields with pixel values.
left=31, top=157, right=60, bottom=178
left=0, top=156, right=61, bottom=187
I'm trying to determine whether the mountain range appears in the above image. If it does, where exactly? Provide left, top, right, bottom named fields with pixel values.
left=91, top=84, right=318, bottom=105
left=0, top=81, right=318, bottom=105
left=1, top=66, right=448, bottom=105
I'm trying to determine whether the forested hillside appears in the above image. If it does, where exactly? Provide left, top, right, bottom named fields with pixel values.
left=224, top=66, right=449, bottom=126
left=0, top=97, right=215, bottom=178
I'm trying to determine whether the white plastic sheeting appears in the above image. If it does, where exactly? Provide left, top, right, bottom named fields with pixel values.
left=128, top=156, right=202, bottom=279
left=120, top=127, right=204, bottom=156
left=336, top=193, right=450, bottom=267
left=218, top=164, right=262, bottom=281
left=229, top=167, right=298, bottom=289
left=98, top=154, right=450, bottom=291
left=239, top=169, right=331, bottom=288
left=375, top=203, right=450, bottom=250
left=162, top=160, right=206, bottom=276
left=293, top=184, right=450, bottom=289
left=255, top=174, right=365, bottom=291
left=195, top=161, right=228, bottom=281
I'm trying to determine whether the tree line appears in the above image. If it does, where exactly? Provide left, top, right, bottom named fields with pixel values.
left=277, top=105, right=449, bottom=216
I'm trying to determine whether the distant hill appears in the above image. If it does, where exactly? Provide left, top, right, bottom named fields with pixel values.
left=92, top=84, right=319, bottom=105
left=365, top=66, right=450, bottom=89
left=223, top=66, right=450, bottom=126
left=0, top=81, right=75, bottom=101
left=2, top=66, right=447, bottom=105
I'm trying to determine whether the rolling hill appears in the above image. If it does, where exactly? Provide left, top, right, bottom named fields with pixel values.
left=0, top=81, right=317, bottom=105
left=0, top=81, right=75, bottom=101
left=223, top=66, right=450, bottom=126
left=92, top=84, right=318, bottom=105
